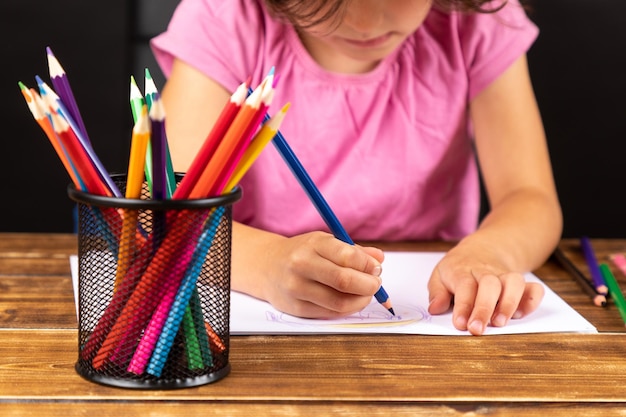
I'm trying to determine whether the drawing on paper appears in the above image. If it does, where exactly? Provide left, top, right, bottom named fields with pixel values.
left=264, top=302, right=429, bottom=329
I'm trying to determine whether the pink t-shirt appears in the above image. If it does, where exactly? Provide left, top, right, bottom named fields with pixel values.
left=152, top=0, right=538, bottom=241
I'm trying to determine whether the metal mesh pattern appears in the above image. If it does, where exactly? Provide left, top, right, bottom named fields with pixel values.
left=69, top=177, right=238, bottom=389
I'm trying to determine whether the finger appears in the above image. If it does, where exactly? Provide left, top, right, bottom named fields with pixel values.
left=272, top=272, right=372, bottom=318
left=466, top=274, right=502, bottom=335
left=427, top=270, right=453, bottom=315
left=360, top=245, right=385, bottom=264
left=449, top=274, right=479, bottom=331
left=314, top=261, right=383, bottom=297
left=512, top=282, right=545, bottom=319
left=490, top=272, right=526, bottom=327
left=318, top=240, right=382, bottom=277
left=294, top=279, right=373, bottom=317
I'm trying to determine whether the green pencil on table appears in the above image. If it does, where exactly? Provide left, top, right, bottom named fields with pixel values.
left=599, top=263, right=626, bottom=327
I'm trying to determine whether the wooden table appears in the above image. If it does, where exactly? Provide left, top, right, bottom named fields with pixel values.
left=1, top=233, right=626, bottom=416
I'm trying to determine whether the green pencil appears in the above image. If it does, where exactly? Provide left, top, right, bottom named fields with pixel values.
left=600, top=263, right=626, bottom=326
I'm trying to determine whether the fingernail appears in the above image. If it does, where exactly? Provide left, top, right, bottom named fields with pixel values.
left=469, top=320, right=484, bottom=335
left=454, top=315, right=468, bottom=330
left=372, top=264, right=382, bottom=277
left=492, top=314, right=508, bottom=327
left=512, top=310, right=523, bottom=319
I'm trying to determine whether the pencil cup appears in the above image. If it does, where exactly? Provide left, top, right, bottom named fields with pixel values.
left=68, top=174, right=241, bottom=389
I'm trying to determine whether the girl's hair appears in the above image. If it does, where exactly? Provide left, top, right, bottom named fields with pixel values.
left=264, top=0, right=522, bottom=29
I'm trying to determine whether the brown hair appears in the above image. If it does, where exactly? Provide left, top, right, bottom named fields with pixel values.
left=264, top=0, right=522, bottom=29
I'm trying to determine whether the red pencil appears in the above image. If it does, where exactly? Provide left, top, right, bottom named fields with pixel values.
left=189, top=80, right=266, bottom=198
left=214, top=76, right=275, bottom=193
left=173, top=79, right=249, bottom=199
left=49, top=111, right=111, bottom=197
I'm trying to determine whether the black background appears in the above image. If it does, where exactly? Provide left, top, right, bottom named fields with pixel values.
left=2, top=0, right=624, bottom=238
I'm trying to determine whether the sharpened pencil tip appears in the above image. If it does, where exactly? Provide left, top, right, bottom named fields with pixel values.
left=388, top=308, right=395, bottom=316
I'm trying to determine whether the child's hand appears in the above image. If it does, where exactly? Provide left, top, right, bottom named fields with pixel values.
left=258, top=231, right=385, bottom=319
left=427, top=243, right=545, bottom=336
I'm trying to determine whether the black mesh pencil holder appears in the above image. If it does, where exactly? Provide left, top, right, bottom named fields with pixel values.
left=68, top=174, right=241, bottom=389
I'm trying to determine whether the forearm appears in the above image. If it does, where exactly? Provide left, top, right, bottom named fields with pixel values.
left=230, top=221, right=286, bottom=300
left=459, top=187, right=562, bottom=272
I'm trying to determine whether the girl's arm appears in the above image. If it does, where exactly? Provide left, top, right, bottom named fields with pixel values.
left=427, top=54, right=563, bottom=335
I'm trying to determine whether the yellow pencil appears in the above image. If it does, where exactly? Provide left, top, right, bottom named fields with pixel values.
left=116, top=105, right=150, bottom=287
left=224, top=102, right=290, bottom=192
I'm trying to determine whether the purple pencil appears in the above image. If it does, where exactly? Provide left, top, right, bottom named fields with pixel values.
left=580, top=236, right=609, bottom=296
left=46, top=47, right=90, bottom=144
left=148, top=93, right=167, bottom=201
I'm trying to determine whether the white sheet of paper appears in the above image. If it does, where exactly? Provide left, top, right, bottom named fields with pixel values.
left=70, top=251, right=597, bottom=336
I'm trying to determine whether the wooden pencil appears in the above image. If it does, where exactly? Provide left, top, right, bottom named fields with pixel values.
left=173, top=79, right=249, bottom=199
left=189, top=80, right=267, bottom=198
left=47, top=47, right=90, bottom=144
left=224, top=102, right=290, bottom=191
left=553, top=247, right=607, bottom=307
left=19, top=83, right=81, bottom=188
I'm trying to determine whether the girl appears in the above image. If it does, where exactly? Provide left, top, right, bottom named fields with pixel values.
left=152, top=0, right=562, bottom=335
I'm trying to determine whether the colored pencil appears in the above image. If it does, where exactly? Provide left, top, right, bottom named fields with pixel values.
left=19, top=83, right=81, bottom=188
left=173, top=79, right=249, bottom=199
left=141, top=73, right=205, bottom=369
left=553, top=248, right=606, bottom=307
left=224, top=102, right=290, bottom=191
left=609, top=253, right=626, bottom=277
left=148, top=93, right=167, bottom=201
left=580, top=237, right=609, bottom=296
left=599, top=263, right=626, bottom=326
left=188, top=80, right=267, bottom=198
left=214, top=76, right=274, bottom=193
left=144, top=68, right=176, bottom=197
left=49, top=111, right=111, bottom=197
left=265, top=103, right=395, bottom=315
left=37, top=76, right=122, bottom=198
left=115, top=105, right=150, bottom=286
left=129, top=76, right=145, bottom=124
left=46, top=47, right=90, bottom=144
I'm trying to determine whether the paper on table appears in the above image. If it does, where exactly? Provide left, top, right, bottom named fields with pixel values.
left=70, top=252, right=597, bottom=336
left=230, top=252, right=597, bottom=335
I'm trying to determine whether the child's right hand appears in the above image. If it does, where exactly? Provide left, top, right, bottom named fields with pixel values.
left=232, top=227, right=385, bottom=319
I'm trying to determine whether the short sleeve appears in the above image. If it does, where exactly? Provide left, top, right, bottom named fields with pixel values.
left=458, top=1, right=539, bottom=100
left=150, top=0, right=268, bottom=92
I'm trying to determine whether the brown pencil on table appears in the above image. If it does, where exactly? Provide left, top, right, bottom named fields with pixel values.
left=553, top=247, right=607, bottom=307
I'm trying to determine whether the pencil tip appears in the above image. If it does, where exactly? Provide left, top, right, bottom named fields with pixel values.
left=388, top=308, right=395, bottom=316
left=46, top=46, right=53, bottom=55
left=145, top=67, right=153, bottom=80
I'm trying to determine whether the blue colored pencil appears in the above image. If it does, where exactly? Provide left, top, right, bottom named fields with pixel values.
left=255, top=95, right=394, bottom=315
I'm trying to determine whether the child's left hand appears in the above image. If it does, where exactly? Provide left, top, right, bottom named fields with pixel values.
left=426, top=241, right=545, bottom=336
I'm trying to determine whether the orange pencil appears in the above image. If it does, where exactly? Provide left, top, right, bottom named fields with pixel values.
left=19, top=83, right=81, bottom=188
left=214, top=77, right=275, bottom=193
left=115, top=105, right=151, bottom=286
left=224, top=102, right=290, bottom=191
left=189, top=80, right=267, bottom=198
